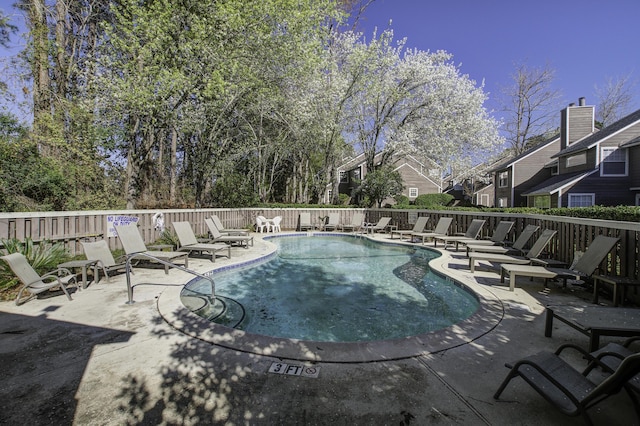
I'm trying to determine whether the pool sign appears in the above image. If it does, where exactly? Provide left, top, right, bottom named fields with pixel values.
left=106, top=215, right=139, bottom=237
left=268, top=362, right=320, bottom=378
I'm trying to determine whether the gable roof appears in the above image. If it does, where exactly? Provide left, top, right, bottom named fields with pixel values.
left=521, top=170, right=597, bottom=196
left=488, top=134, right=560, bottom=173
left=620, top=135, right=640, bottom=149
left=552, top=108, right=640, bottom=158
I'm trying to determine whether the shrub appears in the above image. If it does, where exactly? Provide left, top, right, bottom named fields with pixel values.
left=414, top=193, right=454, bottom=207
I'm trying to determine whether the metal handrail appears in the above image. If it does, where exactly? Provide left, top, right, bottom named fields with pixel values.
left=124, top=253, right=215, bottom=305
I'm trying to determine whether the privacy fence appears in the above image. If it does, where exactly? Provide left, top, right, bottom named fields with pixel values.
left=1, top=208, right=638, bottom=281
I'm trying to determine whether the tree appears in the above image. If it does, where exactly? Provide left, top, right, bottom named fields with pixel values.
left=358, top=166, right=404, bottom=208
left=595, top=74, right=637, bottom=127
left=500, top=62, right=562, bottom=155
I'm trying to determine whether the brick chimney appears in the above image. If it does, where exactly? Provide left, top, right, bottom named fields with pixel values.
left=560, top=97, right=595, bottom=149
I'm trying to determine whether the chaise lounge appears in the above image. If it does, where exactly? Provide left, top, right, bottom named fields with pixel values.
left=172, top=221, right=231, bottom=262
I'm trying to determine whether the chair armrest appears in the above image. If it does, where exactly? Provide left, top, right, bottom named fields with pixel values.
left=31, top=268, right=74, bottom=285
left=623, top=336, right=640, bottom=348
left=555, top=343, right=591, bottom=358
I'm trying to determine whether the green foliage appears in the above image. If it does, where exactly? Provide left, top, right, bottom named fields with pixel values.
left=154, top=229, right=179, bottom=250
left=394, top=195, right=410, bottom=207
left=414, top=193, right=454, bottom=208
left=337, top=193, right=350, bottom=205
left=0, top=238, right=71, bottom=296
left=210, top=173, right=260, bottom=208
left=358, top=167, right=404, bottom=208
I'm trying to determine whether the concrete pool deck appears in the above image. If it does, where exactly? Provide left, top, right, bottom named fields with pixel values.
left=1, top=232, right=638, bottom=425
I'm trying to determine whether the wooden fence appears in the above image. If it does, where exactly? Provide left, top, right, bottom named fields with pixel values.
left=1, top=208, right=638, bottom=281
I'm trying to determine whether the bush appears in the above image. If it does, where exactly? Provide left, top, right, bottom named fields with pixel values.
left=0, top=238, right=71, bottom=300
left=394, top=195, right=410, bottom=207
left=414, top=193, right=454, bottom=207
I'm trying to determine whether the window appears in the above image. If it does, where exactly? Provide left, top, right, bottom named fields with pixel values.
left=408, top=187, right=418, bottom=198
left=568, top=193, right=594, bottom=207
left=352, top=167, right=361, bottom=181
left=533, top=195, right=550, bottom=209
left=566, top=152, right=586, bottom=168
left=327, top=189, right=332, bottom=202
left=550, top=164, right=559, bottom=175
left=480, top=194, right=489, bottom=206
left=498, top=171, right=508, bottom=188
left=339, top=171, right=348, bottom=183
left=601, top=147, right=627, bottom=176
left=498, top=197, right=507, bottom=207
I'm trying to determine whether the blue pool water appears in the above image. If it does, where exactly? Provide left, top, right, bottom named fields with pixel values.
left=182, top=235, right=479, bottom=342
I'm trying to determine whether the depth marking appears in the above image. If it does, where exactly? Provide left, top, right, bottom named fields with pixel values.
left=268, top=362, right=320, bottom=378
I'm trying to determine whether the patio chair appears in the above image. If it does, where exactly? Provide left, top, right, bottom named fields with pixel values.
left=456, top=221, right=515, bottom=249
left=494, top=348, right=640, bottom=424
left=1, top=252, right=75, bottom=305
left=299, top=212, right=314, bottom=231
left=500, top=235, right=619, bottom=289
left=172, top=221, right=231, bottom=262
left=81, top=240, right=128, bottom=282
left=390, top=216, right=429, bottom=240
left=468, top=229, right=557, bottom=273
left=256, top=216, right=271, bottom=233
left=271, top=216, right=282, bottom=232
left=361, top=217, right=392, bottom=234
left=211, top=214, right=248, bottom=235
left=433, top=219, right=486, bottom=250
left=338, top=212, right=365, bottom=232
left=114, top=223, right=190, bottom=273
left=412, top=217, right=454, bottom=244
left=581, top=337, right=640, bottom=394
left=465, top=224, right=539, bottom=256
left=322, top=212, right=340, bottom=231
left=205, top=218, right=253, bottom=248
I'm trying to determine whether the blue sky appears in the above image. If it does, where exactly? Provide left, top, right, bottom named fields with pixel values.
left=355, top=0, right=640, bottom=122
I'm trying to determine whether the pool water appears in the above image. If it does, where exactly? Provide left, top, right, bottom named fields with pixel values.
left=182, top=235, right=479, bottom=342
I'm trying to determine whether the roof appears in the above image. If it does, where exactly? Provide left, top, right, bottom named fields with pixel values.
left=488, top=134, right=560, bottom=173
left=521, top=170, right=597, bottom=196
left=552, top=108, right=640, bottom=158
left=620, top=135, right=640, bottom=149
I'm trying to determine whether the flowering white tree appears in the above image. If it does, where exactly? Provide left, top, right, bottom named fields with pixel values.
left=340, top=29, right=503, bottom=179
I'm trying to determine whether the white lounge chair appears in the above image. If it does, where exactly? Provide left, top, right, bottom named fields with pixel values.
left=322, top=213, right=340, bottom=231
left=211, top=214, right=248, bottom=235
left=81, top=240, right=128, bottom=282
left=339, top=212, right=365, bottom=232
left=361, top=217, right=392, bottom=234
left=1, top=252, right=75, bottom=305
left=299, top=212, right=314, bottom=231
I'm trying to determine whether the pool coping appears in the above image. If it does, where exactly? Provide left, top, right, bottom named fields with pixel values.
left=157, top=232, right=505, bottom=363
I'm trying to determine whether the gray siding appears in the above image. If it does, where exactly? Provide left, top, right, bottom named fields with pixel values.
left=511, top=138, right=560, bottom=206
left=561, top=105, right=594, bottom=149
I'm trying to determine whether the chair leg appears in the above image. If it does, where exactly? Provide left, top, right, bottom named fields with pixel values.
left=493, top=368, right=518, bottom=399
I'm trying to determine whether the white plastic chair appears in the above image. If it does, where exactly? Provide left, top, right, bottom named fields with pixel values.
left=256, top=216, right=271, bottom=233
left=271, top=216, right=282, bottom=232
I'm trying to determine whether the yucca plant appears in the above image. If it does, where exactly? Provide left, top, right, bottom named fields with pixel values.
left=155, top=229, right=180, bottom=250
left=0, top=238, right=71, bottom=297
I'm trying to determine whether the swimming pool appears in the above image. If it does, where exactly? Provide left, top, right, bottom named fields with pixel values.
left=181, top=235, right=479, bottom=342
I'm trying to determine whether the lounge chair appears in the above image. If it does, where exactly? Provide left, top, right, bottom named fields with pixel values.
left=299, top=212, right=314, bottom=231
left=412, top=217, right=454, bottom=244
left=468, top=229, right=557, bottom=273
left=172, top=221, right=231, bottom=262
left=339, top=212, right=365, bottom=232
left=582, top=337, right=640, bottom=394
left=322, top=213, right=340, bottom=231
left=205, top=218, right=253, bottom=248
left=494, top=347, right=640, bottom=424
left=1, top=252, right=75, bottom=305
left=390, top=216, right=429, bottom=240
left=81, top=240, right=128, bottom=282
left=456, top=221, right=515, bottom=249
left=465, top=224, right=539, bottom=256
left=114, top=223, right=190, bottom=273
left=360, top=217, right=392, bottom=234
left=433, top=219, right=486, bottom=250
left=500, top=235, right=619, bottom=290
left=211, top=214, right=248, bottom=235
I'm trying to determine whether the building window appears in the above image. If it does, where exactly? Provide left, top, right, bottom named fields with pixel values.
left=498, top=197, right=507, bottom=207
left=339, top=171, right=348, bottom=183
left=498, top=171, right=508, bottom=188
left=601, top=147, right=627, bottom=176
left=568, top=193, right=595, bottom=207
left=480, top=194, right=489, bottom=206
left=352, top=167, right=361, bottom=181
left=408, top=187, right=418, bottom=198
left=327, top=189, right=332, bottom=202
left=550, top=164, right=559, bottom=175
left=566, top=152, right=586, bottom=168
left=533, top=195, right=551, bottom=209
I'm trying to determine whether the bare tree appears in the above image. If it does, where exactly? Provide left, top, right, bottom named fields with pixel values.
left=595, top=74, right=637, bottom=127
left=500, top=62, right=562, bottom=155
